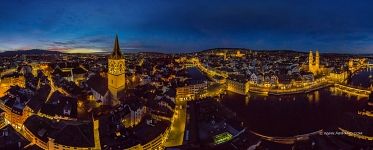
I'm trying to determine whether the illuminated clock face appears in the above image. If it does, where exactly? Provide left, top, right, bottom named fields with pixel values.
left=119, top=61, right=125, bottom=74
left=109, top=59, right=125, bottom=74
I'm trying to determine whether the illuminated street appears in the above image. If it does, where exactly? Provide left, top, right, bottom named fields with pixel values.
left=164, top=102, right=187, bottom=147
left=0, top=83, right=8, bottom=98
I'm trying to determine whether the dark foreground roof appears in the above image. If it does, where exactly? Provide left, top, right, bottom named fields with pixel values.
left=86, top=75, right=108, bottom=96
left=26, top=85, right=51, bottom=112
left=24, top=115, right=94, bottom=147
left=99, top=114, right=170, bottom=149
left=40, top=91, right=77, bottom=118
left=0, top=125, right=30, bottom=149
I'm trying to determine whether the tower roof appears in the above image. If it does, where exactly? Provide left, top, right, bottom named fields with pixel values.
left=110, top=34, right=124, bottom=59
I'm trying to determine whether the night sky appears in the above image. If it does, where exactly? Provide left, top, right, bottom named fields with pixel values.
left=1, top=0, right=373, bottom=54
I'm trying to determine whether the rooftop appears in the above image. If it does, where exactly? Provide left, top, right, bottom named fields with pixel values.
left=23, top=115, right=94, bottom=147
left=0, top=125, right=30, bottom=149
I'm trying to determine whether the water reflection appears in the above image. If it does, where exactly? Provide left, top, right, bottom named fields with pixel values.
left=307, top=93, right=313, bottom=103
left=245, top=95, right=250, bottom=105
left=306, top=91, right=320, bottom=104
left=314, top=91, right=319, bottom=103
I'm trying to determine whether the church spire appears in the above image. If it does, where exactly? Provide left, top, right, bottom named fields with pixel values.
left=110, top=34, right=123, bottom=59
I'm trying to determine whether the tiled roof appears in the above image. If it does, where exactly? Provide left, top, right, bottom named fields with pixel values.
left=24, top=115, right=94, bottom=147
left=86, top=75, right=108, bottom=96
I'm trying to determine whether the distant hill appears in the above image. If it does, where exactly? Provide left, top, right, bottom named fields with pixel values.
left=138, top=51, right=166, bottom=55
left=0, top=49, right=62, bottom=56
left=198, top=48, right=373, bottom=56
left=198, top=48, right=307, bottom=54
left=256, top=49, right=308, bottom=54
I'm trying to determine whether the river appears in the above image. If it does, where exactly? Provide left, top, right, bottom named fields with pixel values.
left=220, top=68, right=371, bottom=138
left=348, top=66, right=373, bottom=89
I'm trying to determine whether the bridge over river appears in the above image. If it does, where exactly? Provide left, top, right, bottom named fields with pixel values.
left=334, top=84, right=371, bottom=97
left=250, top=130, right=323, bottom=145
left=339, top=62, right=373, bottom=97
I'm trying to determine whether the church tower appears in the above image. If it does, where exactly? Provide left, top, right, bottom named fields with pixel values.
left=108, top=34, right=125, bottom=105
left=315, top=49, right=320, bottom=69
left=308, top=50, right=314, bottom=71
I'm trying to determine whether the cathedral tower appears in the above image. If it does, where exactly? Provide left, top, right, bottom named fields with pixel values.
left=309, top=50, right=314, bottom=71
left=108, top=34, right=125, bottom=105
left=315, top=49, right=320, bottom=69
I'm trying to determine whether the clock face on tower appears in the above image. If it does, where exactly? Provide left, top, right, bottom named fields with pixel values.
left=108, top=59, right=125, bottom=75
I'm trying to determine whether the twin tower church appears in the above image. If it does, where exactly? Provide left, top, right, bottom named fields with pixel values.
left=87, top=35, right=126, bottom=106
left=308, top=50, right=320, bottom=75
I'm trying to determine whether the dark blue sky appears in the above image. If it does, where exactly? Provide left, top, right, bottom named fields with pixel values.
left=1, top=0, right=373, bottom=53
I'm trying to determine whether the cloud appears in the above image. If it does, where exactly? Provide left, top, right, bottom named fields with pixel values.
left=1, top=0, right=373, bottom=53
left=65, top=48, right=105, bottom=53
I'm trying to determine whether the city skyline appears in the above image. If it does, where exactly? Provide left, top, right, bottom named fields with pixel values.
left=2, top=0, right=373, bottom=54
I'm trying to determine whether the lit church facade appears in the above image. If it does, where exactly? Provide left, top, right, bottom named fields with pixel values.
left=308, top=50, right=320, bottom=75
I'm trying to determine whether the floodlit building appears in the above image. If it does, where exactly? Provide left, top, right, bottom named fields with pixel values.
left=0, top=72, right=25, bottom=89
left=250, top=73, right=258, bottom=84
left=308, top=50, right=320, bottom=75
left=226, top=75, right=250, bottom=95
left=176, top=80, right=208, bottom=101
left=0, top=86, right=33, bottom=129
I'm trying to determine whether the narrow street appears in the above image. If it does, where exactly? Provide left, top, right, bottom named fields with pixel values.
left=164, top=101, right=187, bottom=147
